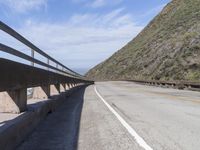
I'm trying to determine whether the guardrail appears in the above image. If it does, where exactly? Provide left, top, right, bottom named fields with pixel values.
left=0, top=21, right=93, bottom=113
left=0, top=21, right=83, bottom=78
left=128, top=80, right=200, bottom=91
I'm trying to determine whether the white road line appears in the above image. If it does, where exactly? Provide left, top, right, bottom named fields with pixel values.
left=94, top=85, right=153, bottom=150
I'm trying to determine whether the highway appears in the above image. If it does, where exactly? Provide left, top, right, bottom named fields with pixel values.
left=17, top=81, right=200, bottom=150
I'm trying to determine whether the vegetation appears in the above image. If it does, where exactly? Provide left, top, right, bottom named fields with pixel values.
left=86, top=0, right=200, bottom=82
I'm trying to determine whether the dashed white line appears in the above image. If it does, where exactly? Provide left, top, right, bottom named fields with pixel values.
left=94, top=85, right=153, bottom=150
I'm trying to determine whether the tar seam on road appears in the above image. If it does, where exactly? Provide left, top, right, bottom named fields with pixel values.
left=94, top=85, right=153, bottom=150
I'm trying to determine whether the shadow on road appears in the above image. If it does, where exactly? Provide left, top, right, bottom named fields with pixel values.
left=16, top=86, right=87, bottom=150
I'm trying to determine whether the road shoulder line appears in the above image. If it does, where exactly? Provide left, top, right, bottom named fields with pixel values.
left=94, top=85, right=153, bottom=150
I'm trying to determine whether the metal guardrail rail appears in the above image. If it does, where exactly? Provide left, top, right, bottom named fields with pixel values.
left=128, top=79, right=200, bottom=90
left=0, top=21, right=85, bottom=79
left=0, top=21, right=93, bottom=114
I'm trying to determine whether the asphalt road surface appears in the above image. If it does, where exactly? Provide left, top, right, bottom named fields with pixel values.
left=17, top=81, right=200, bottom=150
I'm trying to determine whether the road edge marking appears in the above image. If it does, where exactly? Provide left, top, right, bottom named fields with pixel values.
left=94, top=85, right=153, bottom=150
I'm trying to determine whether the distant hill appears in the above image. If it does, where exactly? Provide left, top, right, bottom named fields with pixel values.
left=86, top=0, right=200, bottom=81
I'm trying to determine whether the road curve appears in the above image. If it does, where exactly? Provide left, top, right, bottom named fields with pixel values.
left=93, top=81, right=200, bottom=150
left=17, top=81, right=200, bottom=150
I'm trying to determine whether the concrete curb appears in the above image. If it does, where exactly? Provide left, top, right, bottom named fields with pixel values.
left=0, top=85, right=88, bottom=150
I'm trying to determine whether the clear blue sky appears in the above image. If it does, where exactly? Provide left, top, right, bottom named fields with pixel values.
left=0, top=0, right=171, bottom=74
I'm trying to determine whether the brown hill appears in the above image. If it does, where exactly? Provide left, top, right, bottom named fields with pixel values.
left=86, top=0, right=200, bottom=81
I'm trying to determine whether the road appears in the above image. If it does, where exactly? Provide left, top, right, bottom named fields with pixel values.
left=17, top=81, right=200, bottom=150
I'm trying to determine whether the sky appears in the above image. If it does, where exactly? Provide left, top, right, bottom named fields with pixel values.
left=0, top=0, right=171, bottom=74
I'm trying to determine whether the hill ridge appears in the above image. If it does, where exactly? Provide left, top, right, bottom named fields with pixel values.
left=86, top=0, right=200, bottom=81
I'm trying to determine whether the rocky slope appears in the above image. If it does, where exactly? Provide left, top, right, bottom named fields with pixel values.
left=86, top=0, right=200, bottom=81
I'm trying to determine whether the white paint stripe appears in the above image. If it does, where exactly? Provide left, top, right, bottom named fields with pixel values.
left=94, top=85, right=153, bottom=150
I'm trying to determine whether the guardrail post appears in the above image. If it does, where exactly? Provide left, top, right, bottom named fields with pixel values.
left=56, top=64, right=58, bottom=73
left=31, top=49, right=34, bottom=66
left=47, top=59, right=49, bottom=71
left=0, top=88, right=27, bottom=113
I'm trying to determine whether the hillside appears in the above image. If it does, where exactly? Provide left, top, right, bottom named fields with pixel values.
left=86, top=0, right=200, bottom=81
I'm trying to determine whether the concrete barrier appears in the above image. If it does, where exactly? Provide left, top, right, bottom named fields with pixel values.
left=0, top=85, right=87, bottom=150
